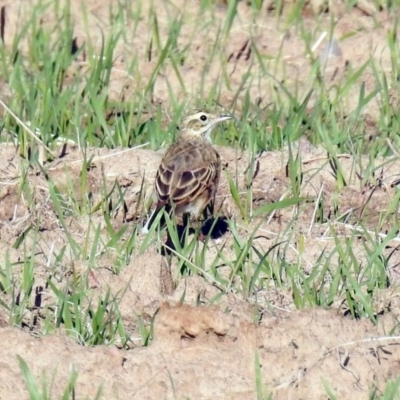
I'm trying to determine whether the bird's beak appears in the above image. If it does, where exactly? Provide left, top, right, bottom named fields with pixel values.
left=216, top=114, right=234, bottom=123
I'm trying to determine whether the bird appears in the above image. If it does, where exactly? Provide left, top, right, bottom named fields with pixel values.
left=142, top=109, right=233, bottom=234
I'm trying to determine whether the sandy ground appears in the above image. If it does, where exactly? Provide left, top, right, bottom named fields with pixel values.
left=1, top=0, right=400, bottom=399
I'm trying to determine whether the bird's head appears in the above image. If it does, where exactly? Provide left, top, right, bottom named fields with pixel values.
left=179, top=110, right=233, bottom=142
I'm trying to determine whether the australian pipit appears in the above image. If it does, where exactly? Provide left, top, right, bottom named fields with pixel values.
left=142, top=110, right=233, bottom=233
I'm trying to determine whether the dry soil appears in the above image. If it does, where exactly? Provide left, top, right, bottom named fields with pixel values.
left=1, top=1, right=400, bottom=399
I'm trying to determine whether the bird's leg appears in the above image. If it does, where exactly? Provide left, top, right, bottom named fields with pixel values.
left=202, top=200, right=214, bottom=221
left=200, top=198, right=215, bottom=235
left=208, top=199, right=215, bottom=216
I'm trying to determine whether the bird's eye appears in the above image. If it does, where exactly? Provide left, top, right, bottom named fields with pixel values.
left=200, top=114, right=208, bottom=122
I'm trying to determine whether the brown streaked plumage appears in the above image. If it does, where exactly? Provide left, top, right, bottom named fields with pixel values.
left=142, top=110, right=233, bottom=233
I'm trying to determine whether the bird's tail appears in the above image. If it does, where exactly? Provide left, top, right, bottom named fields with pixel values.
left=141, top=204, right=172, bottom=234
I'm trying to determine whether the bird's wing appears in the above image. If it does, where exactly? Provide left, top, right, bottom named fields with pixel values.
left=155, top=140, right=220, bottom=207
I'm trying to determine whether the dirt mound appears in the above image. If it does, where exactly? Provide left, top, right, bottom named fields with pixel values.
left=0, top=304, right=397, bottom=399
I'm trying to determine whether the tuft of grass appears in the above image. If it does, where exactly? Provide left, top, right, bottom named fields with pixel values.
left=18, top=355, right=103, bottom=400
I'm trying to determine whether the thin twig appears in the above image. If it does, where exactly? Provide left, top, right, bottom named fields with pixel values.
left=0, top=98, right=55, bottom=155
